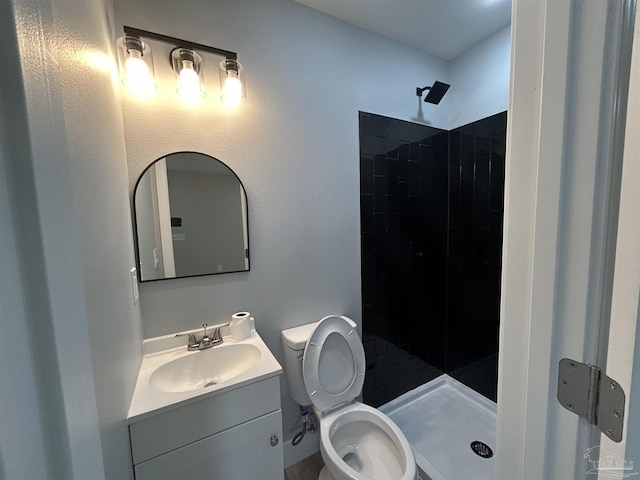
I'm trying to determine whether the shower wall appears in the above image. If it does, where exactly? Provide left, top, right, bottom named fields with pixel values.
left=359, top=111, right=507, bottom=407
left=447, top=113, right=506, bottom=400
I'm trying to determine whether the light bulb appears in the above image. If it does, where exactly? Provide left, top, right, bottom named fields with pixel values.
left=178, top=60, right=202, bottom=102
left=125, top=49, right=150, bottom=92
left=221, top=71, right=243, bottom=105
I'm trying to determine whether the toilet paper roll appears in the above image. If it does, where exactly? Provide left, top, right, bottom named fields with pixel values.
left=232, top=311, right=250, bottom=321
left=230, top=311, right=251, bottom=342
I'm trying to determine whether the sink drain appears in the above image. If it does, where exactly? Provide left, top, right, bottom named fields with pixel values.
left=470, top=441, right=493, bottom=458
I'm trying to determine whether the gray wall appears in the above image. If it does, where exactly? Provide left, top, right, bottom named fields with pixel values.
left=450, top=25, right=511, bottom=129
left=53, top=0, right=145, bottom=475
left=168, top=171, right=246, bottom=275
left=0, top=6, right=50, bottom=475
left=116, top=0, right=451, bottom=465
left=1, top=0, right=143, bottom=478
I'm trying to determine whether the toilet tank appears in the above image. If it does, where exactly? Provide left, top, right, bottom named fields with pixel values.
left=281, top=322, right=320, bottom=406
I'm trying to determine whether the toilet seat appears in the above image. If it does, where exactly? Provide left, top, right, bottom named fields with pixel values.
left=302, top=315, right=366, bottom=413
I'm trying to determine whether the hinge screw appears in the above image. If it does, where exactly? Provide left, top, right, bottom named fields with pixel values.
left=568, top=403, right=574, bottom=411
left=606, top=429, right=613, bottom=436
left=610, top=383, right=617, bottom=390
left=614, top=409, right=621, bottom=418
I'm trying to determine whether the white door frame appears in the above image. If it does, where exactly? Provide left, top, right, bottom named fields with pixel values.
left=497, top=1, right=570, bottom=476
left=497, top=0, right=637, bottom=478
left=597, top=4, right=640, bottom=477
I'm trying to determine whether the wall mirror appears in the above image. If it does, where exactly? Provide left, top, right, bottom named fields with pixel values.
left=133, top=152, right=249, bottom=281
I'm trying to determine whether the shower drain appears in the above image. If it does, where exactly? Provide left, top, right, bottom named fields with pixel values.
left=470, top=441, right=493, bottom=458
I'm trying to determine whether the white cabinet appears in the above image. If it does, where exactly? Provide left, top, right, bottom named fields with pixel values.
left=135, top=410, right=283, bottom=480
left=129, top=376, right=284, bottom=480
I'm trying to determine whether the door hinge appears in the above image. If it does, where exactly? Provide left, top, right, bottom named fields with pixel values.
left=557, top=358, right=625, bottom=442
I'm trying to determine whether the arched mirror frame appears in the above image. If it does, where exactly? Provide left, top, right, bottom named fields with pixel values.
left=132, top=151, right=250, bottom=282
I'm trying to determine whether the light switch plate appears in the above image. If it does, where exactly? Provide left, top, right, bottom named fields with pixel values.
left=130, top=267, right=139, bottom=304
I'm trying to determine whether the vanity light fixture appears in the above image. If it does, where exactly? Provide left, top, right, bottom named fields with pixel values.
left=171, top=48, right=205, bottom=102
left=118, top=26, right=246, bottom=104
left=116, top=35, right=156, bottom=95
left=219, top=59, right=247, bottom=105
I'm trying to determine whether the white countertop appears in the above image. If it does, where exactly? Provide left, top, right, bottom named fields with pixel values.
left=127, top=328, right=283, bottom=423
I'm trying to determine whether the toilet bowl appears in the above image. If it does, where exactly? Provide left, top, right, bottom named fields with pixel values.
left=319, top=402, right=415, bottom=480
left=282, top=315, right=417, bottom=480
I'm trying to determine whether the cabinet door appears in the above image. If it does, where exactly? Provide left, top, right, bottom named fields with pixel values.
left=135, top=410, right=284, bottom=480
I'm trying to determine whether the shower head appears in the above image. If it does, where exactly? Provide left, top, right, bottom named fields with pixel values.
left=416, top=81, right=450, bottom=104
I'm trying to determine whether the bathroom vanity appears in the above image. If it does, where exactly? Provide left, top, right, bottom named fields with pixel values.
left=127, top=325, right=284, bottom=479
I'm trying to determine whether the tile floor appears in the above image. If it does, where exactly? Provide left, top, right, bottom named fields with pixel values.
left=284, top=452, right=324, bottom=480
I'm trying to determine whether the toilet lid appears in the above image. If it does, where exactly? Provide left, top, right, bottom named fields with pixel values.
left=302, top=315, right=365, bottom=413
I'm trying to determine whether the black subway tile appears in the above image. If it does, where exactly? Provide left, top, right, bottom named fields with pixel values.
left=361, top=134, right=387, bottom=156
left=360, top=155, right=374, bottom=194
left=359, top=111, right=506, bottom=404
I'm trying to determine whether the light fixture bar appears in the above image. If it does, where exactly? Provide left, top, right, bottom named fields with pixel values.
left=123, top=26, right=237, bottom=60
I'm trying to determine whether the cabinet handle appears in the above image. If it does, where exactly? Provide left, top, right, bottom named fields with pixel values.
left=270, top=435, right=279, bottom=447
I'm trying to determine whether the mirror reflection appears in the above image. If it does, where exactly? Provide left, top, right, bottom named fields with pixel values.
left=134, top=152, right=249, bottom=281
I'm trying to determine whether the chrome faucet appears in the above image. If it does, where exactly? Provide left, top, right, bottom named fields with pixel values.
left=175, top=323, right=228, bottom=351
left=175, top=331, right=200, bottom=351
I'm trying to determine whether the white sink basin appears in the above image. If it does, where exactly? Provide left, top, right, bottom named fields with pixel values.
left=149, top=343, right=261, bottom=393
left=128, top=328, right=283, bottom=423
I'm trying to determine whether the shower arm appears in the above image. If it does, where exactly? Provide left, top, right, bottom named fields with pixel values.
left=416, top=86, right=431, bottom=98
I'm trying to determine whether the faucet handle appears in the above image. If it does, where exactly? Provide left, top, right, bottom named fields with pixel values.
left=211, top=324, right=228, bottom=346
left=199, top=323, right=213, bottom=349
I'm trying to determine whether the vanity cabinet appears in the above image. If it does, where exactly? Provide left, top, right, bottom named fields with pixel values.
left=129, top=376, right=284, bottom=480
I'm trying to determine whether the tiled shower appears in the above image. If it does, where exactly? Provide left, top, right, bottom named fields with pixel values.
left=359, top=111, right=507, bottom=407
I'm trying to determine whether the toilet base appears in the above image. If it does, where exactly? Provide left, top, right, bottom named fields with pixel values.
left=318, top=466, right=334, bottom=480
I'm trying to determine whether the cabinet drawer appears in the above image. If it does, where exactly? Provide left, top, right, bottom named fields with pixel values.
left=134, top=410, right=284, bottom=480
left=129, top=376, right=280, bottom=464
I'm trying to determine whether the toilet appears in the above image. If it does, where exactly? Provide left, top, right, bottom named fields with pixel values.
left=282, top=315, right=417, bottom=480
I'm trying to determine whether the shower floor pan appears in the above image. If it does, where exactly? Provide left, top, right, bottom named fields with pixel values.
left=380, top=374, right=497, bottom=480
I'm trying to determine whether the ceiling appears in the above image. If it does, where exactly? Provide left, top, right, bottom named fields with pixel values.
left=293, top=0, right=512, bottom=61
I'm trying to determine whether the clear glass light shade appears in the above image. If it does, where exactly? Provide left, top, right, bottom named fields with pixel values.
left=116, top=36, right=156, bottom=95
left=219, top=59, right=246, bottom=105
left=171, top=49, right=205, bottom=103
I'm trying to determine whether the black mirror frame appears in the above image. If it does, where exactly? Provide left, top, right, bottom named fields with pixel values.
left=132, top=151, right=250, bottom=282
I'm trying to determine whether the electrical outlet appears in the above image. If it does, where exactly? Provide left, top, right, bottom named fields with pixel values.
left=130, top=267, right=139, bottom=304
